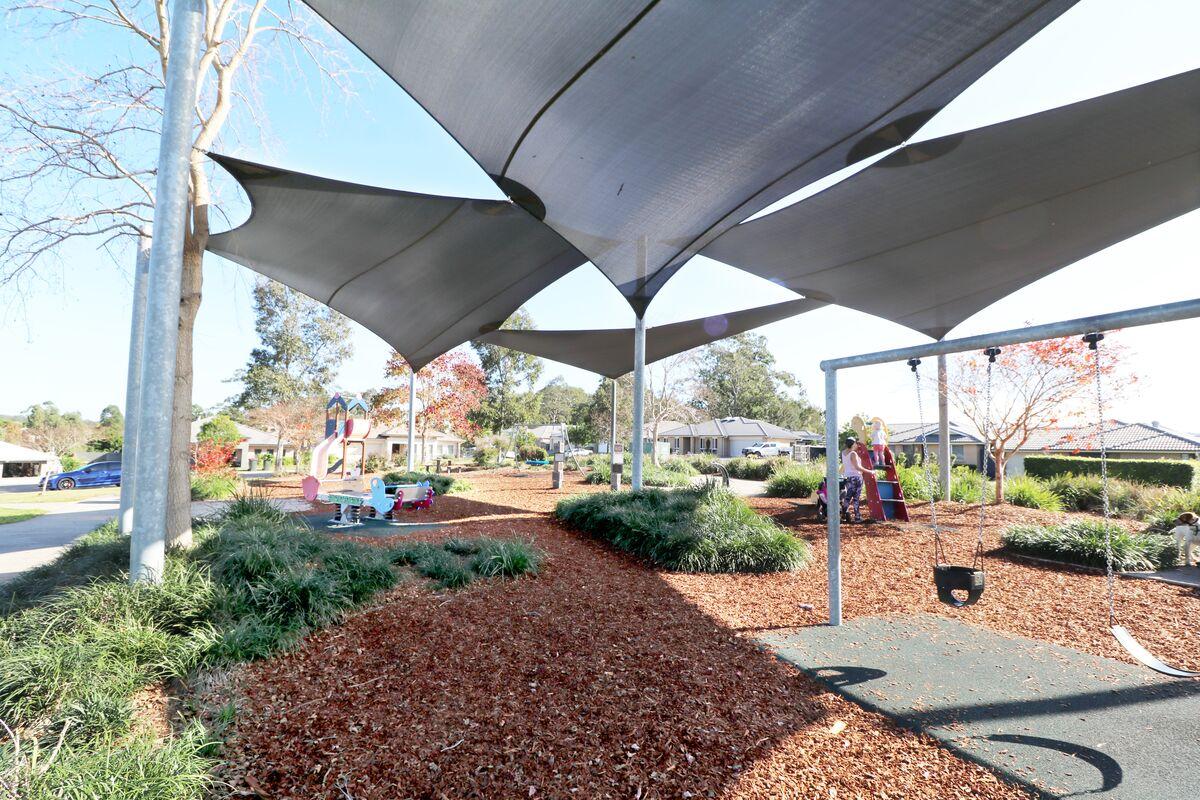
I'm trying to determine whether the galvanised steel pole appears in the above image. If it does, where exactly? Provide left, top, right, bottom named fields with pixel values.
left=937, top=354, right=951, bottom=502
left=630, top=315, right=646, bottom=490
left=130, top=0, right=204, bottom=585
left=118, top=230, right=151, bottom=536
left=820, top=298, right=1200, bottom=371
left=407, top=369, right=417, bottom=472
left=610, top=378, right=617, bottom=457
left=824, top=367, right=841, bottom=626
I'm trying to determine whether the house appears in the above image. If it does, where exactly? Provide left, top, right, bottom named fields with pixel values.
left=0, top=441, right=61, bottom=479
left=190, top=418, right=296, bottom=471
left=1006, top=421, right=1200, bottom=476
left=659, top=417, right=816, bottom=458
left=885, top=422, right=986, bottom=470
left=367, top=426, right=465, bottom=464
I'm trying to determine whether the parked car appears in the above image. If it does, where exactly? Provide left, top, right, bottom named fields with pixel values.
left=741, top=442, right=792, bottom=458
left=48, top=460, right=122, bottom=490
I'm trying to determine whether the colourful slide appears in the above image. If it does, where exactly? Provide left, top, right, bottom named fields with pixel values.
left=302, top=419, right=353, bottom=502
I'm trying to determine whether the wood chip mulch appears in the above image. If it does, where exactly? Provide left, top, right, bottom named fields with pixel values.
left=216, top=473, right=1033, bottom=799
left=666, top=496, right=1200, bottom=672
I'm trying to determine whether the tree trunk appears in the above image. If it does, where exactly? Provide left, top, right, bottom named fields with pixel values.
left=992, top=450, right=1005, bottom=505
left=165, top=184, right=209, bottom=549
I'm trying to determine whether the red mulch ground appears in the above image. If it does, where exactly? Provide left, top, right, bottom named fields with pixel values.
left=217, top=472, right=1035, bottom=799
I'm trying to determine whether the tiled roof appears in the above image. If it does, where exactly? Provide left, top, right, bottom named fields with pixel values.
left=659, top=417, right=815, bottom=440
left=886, top=422, right=983, bottom=445
left=1019, top=421, right=1200, bottom=454
left=375, top=426, right=464, bottom=443
left=0, top=440, right=57, bottom=461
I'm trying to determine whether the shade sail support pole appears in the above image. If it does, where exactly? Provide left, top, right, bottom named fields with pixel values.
left=610, top=379, right=617, bottom=453
left=407, top=368, right=417, bottom=472
left=119, top=230, right=151, bottom=537
left=825, top=367, right=841, bottom=627
left=130, top=0, right=203, bottom=585
left=937, top=354, right=951, bottom=502
left=631, top=315, right=646, bottom=490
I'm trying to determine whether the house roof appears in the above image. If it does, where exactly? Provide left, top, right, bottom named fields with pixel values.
left=0, top=441, right=58, bottom=462
left=660, top=417, right=813, bottom=441
left=1019, top=421, right=1200, bottom=454
left=887, top=422, right=984, bottom=445
left=190, top=417, right=286, bottom=447
left=375, top=426, right=464, bottom=443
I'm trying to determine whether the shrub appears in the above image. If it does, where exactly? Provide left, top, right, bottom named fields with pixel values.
left=1002, top=519, right=1177, bottom=571
left=724, top=456, right=790, bottom=481
left=518, top=445, right=549, bottom=462
left=381, top=471, right=469, bottom=495
left=60, top=454, right=84, bottom=472
left=1023, top=455, right=1200, bottom=489
left=363, top=454, right=389, bottom=473
left=474, top=447, right=498, bottom=466
left=1137, top=487, right=1200, bottom=532
left=1003, top=476, right=1064, bottom=511
left=584, top=462, right=691, bottom=488
left=661, top=458, right=699, bottom=476
left=555, top=486, right=809, bottom=573
left=686, top=453, right=718, bottom=473
left=896, top=463, right=934, bottom=501
left=950, top=466, right=991, bottom=503
left=190, top=470, right=238, bottom=500
left=1043, top=473, right=1145, bottom=515
left=470, top=538, right=543, bottom=578
left=389, top=537, right=541, bottom=588
left=765, top=464, right=823, bottom=498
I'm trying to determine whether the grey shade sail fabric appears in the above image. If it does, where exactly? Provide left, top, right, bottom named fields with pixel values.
left=702, top=68, right=1200, bottom=340
left=474, top=298, right=824, bottom=379
left=304, top=0, right=1076, bottom=311
left=206, top=154, right=587, bottom=370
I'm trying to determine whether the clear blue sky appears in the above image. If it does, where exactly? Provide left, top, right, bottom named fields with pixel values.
left=3, top=0, right=1199, bottom=431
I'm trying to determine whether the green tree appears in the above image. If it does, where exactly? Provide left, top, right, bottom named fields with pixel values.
left=232, top=280, right=353, bottom=409
left=692, top=333, right=820, bottom=429
left=190, top=404, right=206, bottom=422
left=536, top=377, right=589, bottom=423
left=197, top=415, right=241, bottom=446
left=470, top=308, right=544, bottom=433
left=23, top=402, right=88, bottom=456
left=89, top=404, right=125, bottom=451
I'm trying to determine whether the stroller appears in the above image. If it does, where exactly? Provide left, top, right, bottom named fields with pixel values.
left=816, top=477, right=852, bottom=522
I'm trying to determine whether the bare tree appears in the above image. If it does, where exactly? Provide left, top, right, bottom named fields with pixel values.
left=644, top=353, right=698, bottom=465
left=1, top=1, right=352, bottom=543
left=246, top=394, right=323, bottom=473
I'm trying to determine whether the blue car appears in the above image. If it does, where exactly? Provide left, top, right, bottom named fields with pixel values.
left=48, top=460, right=122, bottom=490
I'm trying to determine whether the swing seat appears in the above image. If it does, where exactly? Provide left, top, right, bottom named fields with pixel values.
left=1111, top=625, right=1200, bottom=678
left=934, top=564, right=985, bottom=608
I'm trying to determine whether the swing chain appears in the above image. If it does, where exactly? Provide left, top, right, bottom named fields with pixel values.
left=975, top=348, right=999, bottom=569
left=911, top=359, right=942, bottom=563
left=1085, top=332, right=1115, bottom=626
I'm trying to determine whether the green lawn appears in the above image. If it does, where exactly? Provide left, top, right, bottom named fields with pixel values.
left=0, top=507, right=46, bottom=525
left=0, top=486, right=119, bottom=504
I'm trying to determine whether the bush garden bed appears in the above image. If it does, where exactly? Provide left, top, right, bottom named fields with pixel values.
left=555, top=486, right=809, bottom=573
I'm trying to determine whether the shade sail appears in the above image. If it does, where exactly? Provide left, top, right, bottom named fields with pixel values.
left=305, top=0, right=1075, bottom=310
left=206, top=154, right=587, bottom=370
left=702, top=68, right=1200, bottom=339
left=474, top=298, right=824, bottom=379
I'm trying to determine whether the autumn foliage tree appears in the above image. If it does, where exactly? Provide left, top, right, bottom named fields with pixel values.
left=373, top=351, right=487, bottom=465
left=949, top=334, right=1133, bottom=503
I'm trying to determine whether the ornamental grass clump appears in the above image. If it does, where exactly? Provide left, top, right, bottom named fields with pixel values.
left=1003, top=476, right=1064, bottom=512
left=555, top=485, right=809, bottom=574
left=1002, top=519, right=1178, bottom=571
left=765, top=464, right=824, bottom=498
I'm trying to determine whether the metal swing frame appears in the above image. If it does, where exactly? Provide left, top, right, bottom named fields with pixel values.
left=818, top=297, right=1200, bottom=639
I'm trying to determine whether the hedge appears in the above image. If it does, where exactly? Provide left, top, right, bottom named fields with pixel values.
left=1023, top=455, right=1200, bottom=489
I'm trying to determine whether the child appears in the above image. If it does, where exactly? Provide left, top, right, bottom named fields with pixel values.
left=870, top=418, right=888, bottom=467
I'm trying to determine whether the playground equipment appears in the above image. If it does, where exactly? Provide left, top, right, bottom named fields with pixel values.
left=1087, top=333, right=1199, bottom=678
left=847, top=415, right=909, bottom=522
left=320, top=477, right=436, bottom=528
left=302, top=393, right=372, bottom=502
left=909, top=353, right=994, bottom=609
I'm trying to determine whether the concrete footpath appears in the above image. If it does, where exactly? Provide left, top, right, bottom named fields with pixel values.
left=0, top=495, right=120, bottom=582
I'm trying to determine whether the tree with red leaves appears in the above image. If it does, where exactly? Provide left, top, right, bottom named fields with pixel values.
left=373, top=351, right=487, bottom=465
left=949, top=334, right=1134, bottom=503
